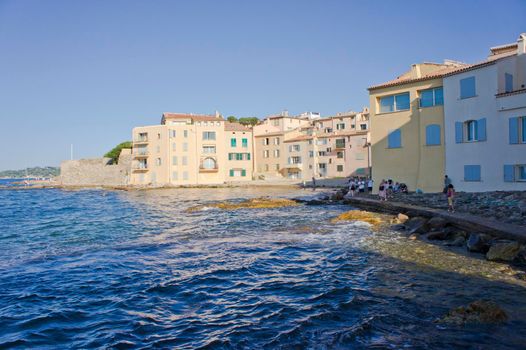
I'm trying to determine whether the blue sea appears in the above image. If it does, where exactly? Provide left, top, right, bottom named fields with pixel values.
left=1, top=181, right=526, bottom=349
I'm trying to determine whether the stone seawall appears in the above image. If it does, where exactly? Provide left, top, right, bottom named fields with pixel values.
left=59, top=150, right=132, bottom=187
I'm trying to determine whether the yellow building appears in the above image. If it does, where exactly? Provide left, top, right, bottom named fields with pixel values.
left=130, top=112, right=253, bottom=186
left=368, top=62, right=466, bottom=193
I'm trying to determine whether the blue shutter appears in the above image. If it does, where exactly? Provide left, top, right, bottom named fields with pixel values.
left=504, top=165, right=515, bottom=182
left=455, top=122, right=463, bottom=143
left=388, top=129, right=401, bottom=148
left=505, top=73, right=513, bottom=93
left=477, top=118, right=487, bottom=141
left=426, top=124, right=440, bottom=145
left=509, top=117, right=519, bottom=144
left=460, top=77, right=476, bottom=99
left=464, top=165, right=481, bottom=181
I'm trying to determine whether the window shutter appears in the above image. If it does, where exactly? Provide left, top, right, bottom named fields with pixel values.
left=504, top=165, right=515, bottom=182
left=247, top=153, right=251, bottom=160
left=464, top=165, right=481, bottom=181
left=388, top=129, right=401, bottom=148
left=509, top=117, right=519, bottom=144
left=229, top=169, right=234, bottom=177
left=477, top=118, right=487, bottom=141
left=241, top=169, right=246, bottom=177
left=455, top=122, right=463, bottom=143
left=426, top=124, right=440, bottom=145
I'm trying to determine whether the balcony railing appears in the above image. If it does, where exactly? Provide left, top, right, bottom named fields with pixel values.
left=132, top=164, right=148, bottom=171
left=199, top=165, right=219, bottom=173
left=133, top=151, right=149, bottom=158
left=335, top=142, right=346, bottom=149
left=133, top=137, right=149, bottom=143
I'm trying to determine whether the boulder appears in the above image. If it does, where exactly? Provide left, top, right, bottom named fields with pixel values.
left=390, top=224, right=406, bottom=231
left=397, top=213, right=409, bottom=224
left=486, top=240, right=521, bottom=262
left=438, top=300, right=508, bottom=325
left=408, top=233, right=419, bottom=240
left=466, top=233, right=491, bottom=253
left=427, top=217, right=448, bottom=231
left=405, top=217, right=429, bottom=234
left=445, top=236, right=466, bottom=247
left=427, top=230, right=449, bottom=240
left=331, top=191, right=344, bottom=201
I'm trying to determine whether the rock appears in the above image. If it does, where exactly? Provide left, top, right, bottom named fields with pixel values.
left=466, top=233, right=491, bottom=253
left=486, top=240, right=521, bottom=262
left=408, top=233, right=419, bottom=240
left=438, top=300, right=508, bottom=325
left=397, top=213, right=409, bottom=224
left=331, top=191, right=344, bottom=201
left=445, top=236, right=466, bottom=247
left=405, top=217, right=428, bottom=234
left=427, top=217, right=448, bottom=231
left=427, top=230, right=449, bottom=240
left=390, top=224, right=406, bottom=231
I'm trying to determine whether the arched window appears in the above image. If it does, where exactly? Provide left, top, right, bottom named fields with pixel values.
left=202, top=157, right=216, bottom=169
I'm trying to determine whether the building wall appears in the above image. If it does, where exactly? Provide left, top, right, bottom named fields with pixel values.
left=369, top=78, right=446, bottom=193
left=443, top=57, right=526, bottom=192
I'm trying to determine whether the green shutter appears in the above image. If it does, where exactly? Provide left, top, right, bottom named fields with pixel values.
left=241, top=169, right=246, bottom=177
left=247, top=153, right=251, bottom=160
left=229, top=169, right=234, bottom=177
left=231, top=138, right=237, bottom=147
left=242, top=138, right=248, bottom=147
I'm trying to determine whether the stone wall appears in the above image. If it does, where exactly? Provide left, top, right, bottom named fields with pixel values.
left=59, top=149, right=132, bottom=187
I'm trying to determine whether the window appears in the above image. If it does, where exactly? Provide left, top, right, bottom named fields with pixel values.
left=172, top=156, right=178, bottom=165
left=183, top=171, right=188, bottom=180
left=509, top=116, right=526, bottom=144
left=137, top=132, right=148, bottom=141
left=264, top=150, right=269, bottom=158
left=172, top=143, right=176, bottom=151
left=289, top=145, right=300, bottom=152
left=202, top=157, right=216, bottom=169
left=242, top=138, right=248, bottom=148
left=309, top=151, right=314, bottom=158
left=264, top=164, right=269, bottom=171
left=308, top=139, right=313, bottom=145
left=318, top=151, right=327, bottom=156
left=289, top=156, right=301, bottom=164
left=317, top=139, right=327, bottom=145
left=324, top=127, right=333, bottom=133
left=182, top=156, right=187, bottom=166
left=274, top=137, right=280, bottom=145
left=464, top=165, right=481, bottom=182
left=231, top=138, right=237, bottom=147
left=455, top=118, right=486, bottom=143
left=336, top=123, right=345, bottom=130
left=272, top=119, right=280, bottom=126
left=203, top=131, right=216, bottom=140
left=505, top=73, right=513, bottom=93
left=156, top=158, right=162, bottom=166
left=184, top=130, right=188, bottom=138
left=172, top=171, right=178, bottom=180
left=379, top=92, right=410, bottom=113
left=274, top=149, right=280, bottom=158
left=183, top=142, right=188, bottom=151
left=275, top=164, right=279, bottom=170
left=263, top=138, right=269, bottom=146
left=387, top=129, right=402, bottom=148
left=203, top=146, right=216, bottom=154
left=425, top=124, right=441, bottom=145
left=360, top=124, right=367, bottom=130
left=170, top=130, right=176, bottom=138
left=419, top=87, right=444, bottom=107
left=335, top=139, right=345, bottom=148
left=337, top=151, right=344, bottom=158
left=337, top=165, right=344, bottom=172
left=504, top=164, right=526, bottom=182
left=460, top=77, right=476, bottom=99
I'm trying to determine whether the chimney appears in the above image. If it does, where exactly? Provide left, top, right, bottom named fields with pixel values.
left=518, top=33, right=526, bottom=55
left=281, top=109, right=289, bottom=117
left=411, top=64, right=422, bottom=79
left=215, top=110, right=220, bottom=118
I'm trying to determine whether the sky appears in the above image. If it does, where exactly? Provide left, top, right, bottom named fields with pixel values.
left=0, top=0, right=525, bottom=170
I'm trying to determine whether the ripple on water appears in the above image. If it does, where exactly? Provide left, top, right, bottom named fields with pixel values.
left=0, top=187, right=526, bottom=349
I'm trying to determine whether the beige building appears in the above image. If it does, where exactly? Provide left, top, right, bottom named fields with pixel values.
left=368, top=61, right=467, bottom=193
left=130, top=112, right=253, bottom=186
left=254, top=109, right=371, bottom=180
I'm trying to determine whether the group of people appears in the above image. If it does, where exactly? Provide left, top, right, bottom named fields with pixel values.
left=347, top=177, right=374, bottom=197
left=377, top=179, right=408, bottom=201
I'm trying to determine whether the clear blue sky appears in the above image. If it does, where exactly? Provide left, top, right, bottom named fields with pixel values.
left=0, top=0, right=524, bottom=170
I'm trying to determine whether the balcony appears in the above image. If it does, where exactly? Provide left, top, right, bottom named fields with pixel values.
left=133, top=151, right=149, bottom=158
left=199, top=165, right=219, bottom=173
left=132, top=164, right=148, bottom=172
left=496, top=89, right=526, bottom=112
left=335, top=141, right=346, bottom=149
left=133, top=137, right=149, bottom=144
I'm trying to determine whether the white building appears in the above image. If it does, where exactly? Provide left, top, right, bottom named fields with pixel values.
left=443, top=34, right=526, bottom=192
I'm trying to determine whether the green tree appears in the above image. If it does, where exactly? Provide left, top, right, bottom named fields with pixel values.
left=227, top=116, right=238, bottom=123
left=104, top=141, right=132, bottom=164
left=238, top=117, right=259, bottom=126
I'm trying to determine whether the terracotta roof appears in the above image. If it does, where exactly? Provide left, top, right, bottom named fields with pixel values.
left=225, top=122, right=252, bottom=132
left=443, top=50, right=517, bottom=77
left=254, top=131, right=284, bottom=138
left=284, top=135, right=313, bottom=143
left=317, top=131, right=369, bottom=139
left=162, top=112, right=224, bottom=123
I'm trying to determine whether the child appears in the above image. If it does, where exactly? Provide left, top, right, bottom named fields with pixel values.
left=447, top=184, right=455, bottom=212
left=378, top=180, right=387, bottom=201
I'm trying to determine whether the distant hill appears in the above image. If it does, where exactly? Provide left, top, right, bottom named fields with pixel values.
left=0, top=166, right=60, bottom=179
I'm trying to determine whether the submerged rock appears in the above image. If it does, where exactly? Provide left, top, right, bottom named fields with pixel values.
left=426, top=230, right=449, bottom=240
left=445, top=236, right=466, bottom=247
left=466, top=233, right=491, bottom=253
left=186, top=197, right=299, bottom=212
left=331, top=210, right=385, bottom=227
left=427, top=217, right=448, bottom=231
left=486, top=240, right=521, bottom=262
left=438, top=300, right=508, bottom=325
left=396, top=213, right=409, bottom=224
left=405, top=217, right=428, bottom=234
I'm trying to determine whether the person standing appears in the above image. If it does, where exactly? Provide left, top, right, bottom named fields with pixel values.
left=443, top=175, right=452, bottom=195
left=378, top=180, right=387, bottom=201
left=447, top=184, right=455, bottom=212
left=367, top=178, right=374, bottom=192
left=358, top=180, right=365, bottom=193
left=312, top=176, right=316, bottom=191
left=349, top=179, right=356, bottom=197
